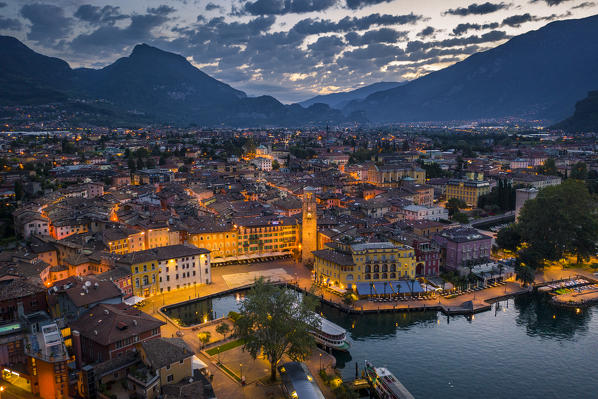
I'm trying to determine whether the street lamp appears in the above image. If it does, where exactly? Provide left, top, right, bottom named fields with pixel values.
left=319, top=353, right=322, bottom=371
left=240, top=363, right=243, bottom=383
left=0, top=385, right=4, bottom=399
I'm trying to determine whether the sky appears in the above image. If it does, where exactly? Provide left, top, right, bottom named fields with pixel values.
left=0, top=0, right=596, bottom=103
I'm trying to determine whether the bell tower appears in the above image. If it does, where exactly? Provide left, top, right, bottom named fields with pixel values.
left=301, top=186, right=317, bottom=263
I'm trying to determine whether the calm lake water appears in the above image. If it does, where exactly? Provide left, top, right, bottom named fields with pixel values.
left=164, top=291, right=597, bottom=398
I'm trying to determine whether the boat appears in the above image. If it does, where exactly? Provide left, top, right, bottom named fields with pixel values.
left=309, top=314, right=351, bottom=351
left=365, top=361, right=414, bottom=399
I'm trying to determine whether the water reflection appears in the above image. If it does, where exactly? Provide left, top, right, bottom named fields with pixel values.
left=163, top=293, right=245, bottom=326
left=513, top=293, right=591, bottom=340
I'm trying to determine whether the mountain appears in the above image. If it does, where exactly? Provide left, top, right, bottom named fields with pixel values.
left=553, top=90, right=598, bottom=132
left=343, top=15, right=598, bottom=124
left=299, top=81, right=403, bottom=109
left=0, top=37, right=345, bottom=127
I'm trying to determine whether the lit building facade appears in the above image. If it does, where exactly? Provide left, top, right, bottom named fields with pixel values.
left=313, top=241, right=416, bottom=290
left=445, top=179, right=491, bottom=206
left=301, top=187, right=318, bottom=263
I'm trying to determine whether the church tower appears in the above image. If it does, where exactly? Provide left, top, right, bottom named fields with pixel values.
left=301, top=186, right=318, bottom=263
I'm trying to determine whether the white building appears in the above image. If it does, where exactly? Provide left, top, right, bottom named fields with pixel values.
left=515, top=188, right=538, bottom=220
left=401, top=205, right=448, bottom=221
left=252, top=157, right=272, bottom=171
left=155, top=245, right=211, bottom=292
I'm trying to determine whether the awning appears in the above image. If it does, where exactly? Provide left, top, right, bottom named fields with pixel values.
left=124, top=296, right=144, bottom=306
left=192, top=355, right=208, bottom=370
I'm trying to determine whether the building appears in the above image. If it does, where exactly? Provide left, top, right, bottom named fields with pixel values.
left=0, top=277, right=47, bottom=322
left=103, top=227, right=147, bottom=255
left=515, top=187, right=538, bottom=220
left=367, top=164, right=426, bottom=186
left=302, top=187, right=318, bottom=263
left=187, top=221, right=237, bottom=264
left=116, top=244, right=211, bottom=297
left=389, top=234, right=441, bottom=277
left=251, top=157, right=272, bottom=171
left=47, top=276, right=123, bottom=323
left=511, top=174, right=562, bottom=189
left=312, top=241, right=416, bottom=290
left=401, top=205, right=448, bottom=221
left=137, top=338, right=194, bottom=387
left=236, top=216, right=300, bottom=262
left=132, top=169, right=175, bottom=185
left=445, top=179, right=491, bottom=206
left=433, top=227, right=492, bottom=271
left=71, top=303, right=165, bottom=364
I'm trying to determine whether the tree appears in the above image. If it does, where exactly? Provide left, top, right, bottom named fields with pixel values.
left=570, top=162, right=588, bottom=180
left=515, top=263, right=535, bottom=287
left=235, top=278, right=320, bottom=381
left=537, top=158, right=559, bottom=176
left=453, top=211, right=469, bottom=224
left=272, top=159, right=280, bottom=170
left=198, top=331, right=211, bottom=349
left=496, top=225, right=521, bottom=252
left=127, top=158, right=137, bottom=172
left=517, top=180, right=598, bottom=265
left=446, top=198, right=467, bottom=216
left=14, top=180, right=24, bottom=201
left=215, top=323, right=230, bottom=341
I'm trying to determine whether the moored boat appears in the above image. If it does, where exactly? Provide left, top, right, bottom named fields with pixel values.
left=365, top=361, right=414, bottom=399
left=309, top=314, right=350, bottom=351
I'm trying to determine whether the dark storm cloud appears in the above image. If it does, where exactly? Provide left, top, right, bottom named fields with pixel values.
left=345, top=0, right=393, bottom=10
left=0, top=16, right=21, bottom=31
left=571, top=1, right=595, bottom=8
left=291, top=13, right=421, bottom=35
left=444, top=2, right=510, bottom=16
left=74, top=5, right=128, bottom=26
left=241, top=0, right=336, bottom=15
left=206, top=2, right=224, bottom=11
left=345, top=28, right=407, bottom=45
left=0, top=2, right=7, bottom=7
left=452, top=22, right=499, bottom=35
left=177, top=16, right=276, bottom=45
left=417, top=26, right=435, bottom=38
left=20, top=3, right=73, bottom=45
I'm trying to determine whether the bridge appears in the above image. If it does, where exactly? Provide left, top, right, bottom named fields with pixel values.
left=469, top=211, right=515, bottom=229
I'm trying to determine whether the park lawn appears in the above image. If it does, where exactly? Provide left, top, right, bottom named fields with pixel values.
left=206, top=339, right=245, bottom=355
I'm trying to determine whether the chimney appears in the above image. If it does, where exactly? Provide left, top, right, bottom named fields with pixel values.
left=72, top=330, right=83, bottom=369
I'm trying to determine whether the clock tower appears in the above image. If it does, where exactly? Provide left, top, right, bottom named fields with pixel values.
left=301, top=186, right=318, bottom=263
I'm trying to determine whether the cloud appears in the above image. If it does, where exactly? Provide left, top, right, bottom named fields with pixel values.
left=345, top=0, right=393, bottom=10
left=417, top=26, right=435, bottom=38
left=452, top=22, right=499, bottom=35
left=0, top=2, right=7, bottom=8
left=292, top=13, right=421, bottom=35
left=529, top=0, right=572, bottom=5
left=501, top=13, right=533, bottom=26
left=206, top=2, right=224, bottom=11
left=74, top=5, right=128, bottom=26
left=444, top=2, right=510, bottom=16
left=571, top=1, right=595, bottom=8
left=20, top=3, right=73, bottom=45
left=307, top=35, right=344, bottom=62
left=241, top=0, right=336, bottom=15
left=147, top=5, right=177, bottom=16
left=406, top=30, right=509, bottom=52
left=0, top=16, right=22, bottom=31
left=345, top=28, right=407, bottom=45
left=70, top=10, right=174, bottom=54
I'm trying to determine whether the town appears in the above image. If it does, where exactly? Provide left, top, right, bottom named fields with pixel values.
left=0, top=125, right=597, bottom=399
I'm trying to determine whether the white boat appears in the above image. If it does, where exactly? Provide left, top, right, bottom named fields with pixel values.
left=309, top=314, right=350, bottom=351
left=365, top=361, right=414, bottom=399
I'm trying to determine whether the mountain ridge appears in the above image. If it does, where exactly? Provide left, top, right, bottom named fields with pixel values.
left=299, top=81, right=404, bottom=109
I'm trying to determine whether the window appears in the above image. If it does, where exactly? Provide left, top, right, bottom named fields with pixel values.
left=167, top=374, right=173, bottom=382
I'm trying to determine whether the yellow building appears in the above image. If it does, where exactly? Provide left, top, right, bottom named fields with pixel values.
left=368, top=164, right=426, bottom=186
left=116, top=251, right=160, bottom=297
left=103, top=227, right=146, bottom=255
left=445, top=179, right=491, bottom=207
left=187, top=223, right=238, bottom=264
left=138, top=338, right=194, bottom=388
left=313, top=241, right=416, bottom=290
left=236, top=217, right=300, bottom=261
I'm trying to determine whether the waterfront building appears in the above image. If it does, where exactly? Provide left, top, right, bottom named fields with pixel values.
left=433, top=227, right=492, bottom=271
left=236, top=216, right=300, bottom=261
left=302, top=187, right=318, bottom=263
left=389, top=233, right=441, bottom=277
left=187, top=221, right=238, bottom=265
left=445, top=179, right=491, bottom=206
left=313, top=240, right=416, bottom=290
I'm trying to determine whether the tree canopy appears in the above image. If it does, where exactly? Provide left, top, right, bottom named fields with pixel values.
left=517, top=180, right=598, bottom=266
left=235, top=278, right=320, bottom=381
